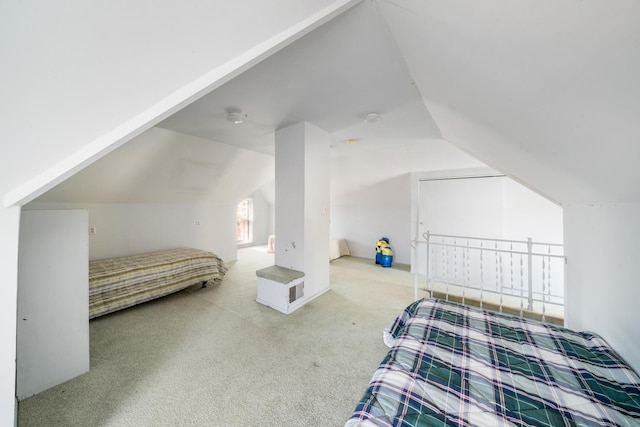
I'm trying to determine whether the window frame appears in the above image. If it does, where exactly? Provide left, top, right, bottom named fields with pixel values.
left=236, top=198, right=253, bottom=245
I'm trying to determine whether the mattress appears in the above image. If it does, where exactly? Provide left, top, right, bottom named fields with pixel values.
left=329, top=237, right=351, bottom=260
left=346, top=298, right=640, bottom=426
left=89, top=248, right=227, bottom=319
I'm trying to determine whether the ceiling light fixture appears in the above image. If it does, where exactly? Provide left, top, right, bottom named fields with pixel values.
left=364, top=112, right=381, bottom=123
left=346, top=138, right=358, bottom=145
left=226, top=110, right=244, bottom=124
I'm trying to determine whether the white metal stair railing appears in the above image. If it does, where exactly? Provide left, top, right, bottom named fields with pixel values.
left=411, top=231, right=565, bottom=322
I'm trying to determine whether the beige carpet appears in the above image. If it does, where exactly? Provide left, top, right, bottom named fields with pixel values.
left=18, top=246, right=427, bottom=426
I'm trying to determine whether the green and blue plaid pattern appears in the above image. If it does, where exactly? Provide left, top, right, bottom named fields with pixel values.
left=346, top=299, right=640, bottom=426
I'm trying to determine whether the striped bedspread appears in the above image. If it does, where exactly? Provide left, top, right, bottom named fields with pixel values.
left=346, top=298, right=640, bottom=427
left=89, top=248, right=227, bottom=319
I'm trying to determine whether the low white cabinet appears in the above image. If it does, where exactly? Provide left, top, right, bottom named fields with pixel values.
left=256, top=265, right=305, bottom=314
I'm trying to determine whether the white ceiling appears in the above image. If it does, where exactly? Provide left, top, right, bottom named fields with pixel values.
left=376, top=0, right=640, bottom=204
left=32, top=0, right=461, bottom=205
left=33, top=127, right=275, bottom=204
left=154, top=0, right=640, bottom=205
left=158, top=0, right=442, bottom=158
left=30, top=0, right=640, bottom=206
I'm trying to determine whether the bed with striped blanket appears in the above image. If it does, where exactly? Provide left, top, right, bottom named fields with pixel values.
left=89, top=248, right=227, bottom=319
left=346, top=298, right=640, bottom=426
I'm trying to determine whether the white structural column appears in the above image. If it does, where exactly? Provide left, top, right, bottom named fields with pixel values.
left=275, top=122, right=331, bottom=305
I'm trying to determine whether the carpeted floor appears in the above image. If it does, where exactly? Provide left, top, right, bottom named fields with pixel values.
left=18, top=246, right=427, bottom=426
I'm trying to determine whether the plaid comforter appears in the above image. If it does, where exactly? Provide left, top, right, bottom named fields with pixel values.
left=89, top=248, right=227, bottom=319
left=346, top=299, right=640, bottom=426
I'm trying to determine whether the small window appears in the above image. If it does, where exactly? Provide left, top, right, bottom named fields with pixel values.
left=236, top=198, right=253, bottom=244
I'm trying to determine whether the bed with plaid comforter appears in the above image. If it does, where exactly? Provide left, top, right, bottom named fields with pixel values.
left=89, top=248, right=227, bottom=319
left=346, top=298, right=640, bottom=426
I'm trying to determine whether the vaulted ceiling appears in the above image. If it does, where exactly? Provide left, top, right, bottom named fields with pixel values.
left=158, top=0, right=442, bottom=158
left=29, top=0, right=640, bottom=206
left=380, top=0, right=640, bottom=204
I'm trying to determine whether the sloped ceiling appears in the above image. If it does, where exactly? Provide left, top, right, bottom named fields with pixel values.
left=377, top=0, right=640, bottom=204
left=31, top=0, right=640, bottom=207
left=34, top=128, right=274, bottom=205
left=34, top=0, right=464, bottom=206
left=158, top=0, right=441, bottom=158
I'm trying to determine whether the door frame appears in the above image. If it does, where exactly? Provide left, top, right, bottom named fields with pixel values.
left=409, top=167, right=504, bottom=274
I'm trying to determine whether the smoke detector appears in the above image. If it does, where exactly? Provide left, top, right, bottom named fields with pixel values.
left=364, top=112, right=381, bottom=123
left=226, top=109, right=244, bottom=124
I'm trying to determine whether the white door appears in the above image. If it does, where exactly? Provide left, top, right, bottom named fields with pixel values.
left=415, top=177, right=504, bottom=275
left=17, top=209, right=89, bottom=400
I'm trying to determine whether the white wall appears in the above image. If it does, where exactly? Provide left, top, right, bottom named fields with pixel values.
left=25, top=203, right=237, bottom=263
left=417, top=176, right=504, bottom=239
left=256, top=181, right=276, bottom=238
left=564, top=203, right=640, bottom=372
left=330, top=140, right=484, bottom=265
left=331, top=174, right=412, bottom=264
left=413, top=173, right=563, bottom=243
left=32, top=127, right=276, bottom=208
left=502, top=178, right=563, bottom=243
left=331, top=167, right=564, bottom=270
